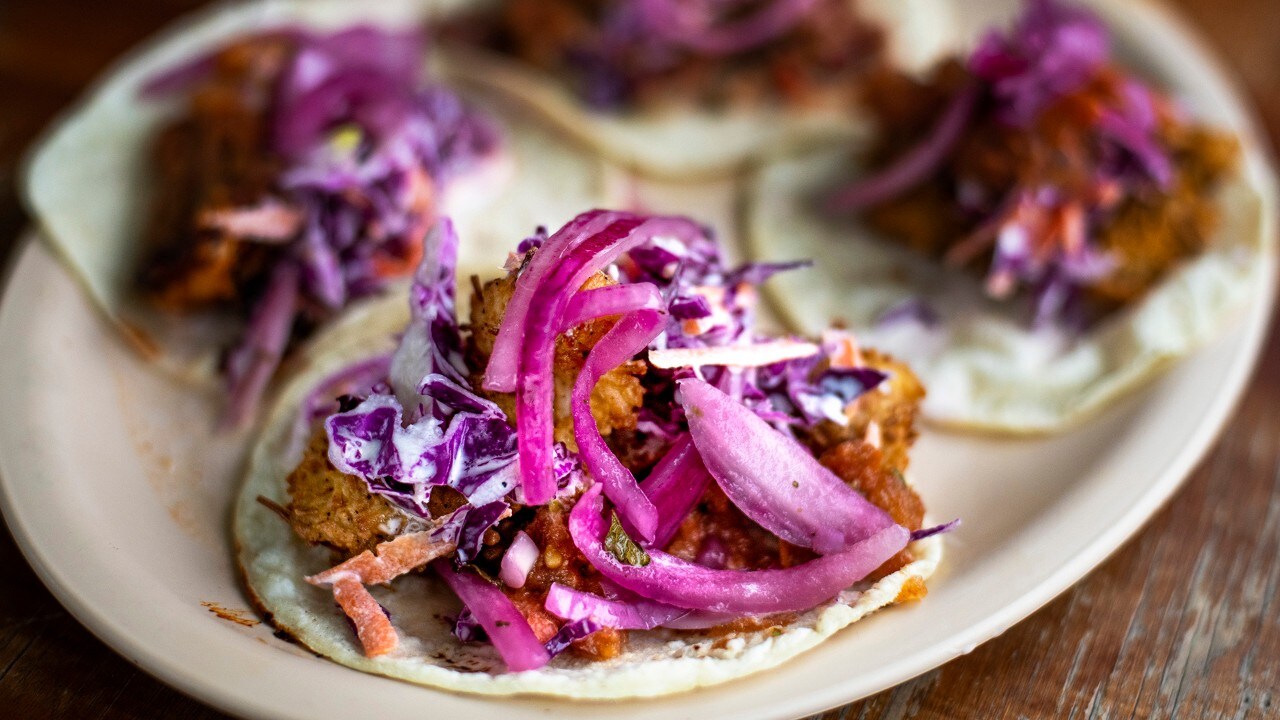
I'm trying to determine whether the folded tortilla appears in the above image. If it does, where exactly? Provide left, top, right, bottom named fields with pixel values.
left=233, top=298, right=942, bottom=698
left=439, top=0, right=958, bottom=181
left=743, top=132, right=1275, bottom=434
left=21, top=0, right=618, bottom=385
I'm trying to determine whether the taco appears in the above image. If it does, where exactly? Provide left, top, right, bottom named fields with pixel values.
left=745, top=0, right=1276, bottom=432
left=235, top=210, right=948, bottom=697
left=22, top=0, right=615, bottom=427
left=434, top=0, right=957, bottom=179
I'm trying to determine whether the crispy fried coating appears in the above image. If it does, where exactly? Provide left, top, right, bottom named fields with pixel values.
left=861, top=63, right=1239, bottom=312
left=516, top=501, right=624, bottom=660
left=818, top=442, right=924, bottom=532
left=804, top=349, right=925, bottom=475
left=285, top=431, right=404, bottom=557
left=468, top=263, right=644, bottom=448
left=139, top=39, right=289, bottom=311
left=1087, top=125, right=1239, bottom=306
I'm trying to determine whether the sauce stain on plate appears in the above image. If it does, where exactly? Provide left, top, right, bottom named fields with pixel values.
left=201, top=601, right=260, bottom=628
left=108, top=356, right=249, bottom=550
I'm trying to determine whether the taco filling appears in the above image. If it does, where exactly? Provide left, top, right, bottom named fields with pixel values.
left=443, top=0, right=886, bottom=113
left=272, top=210, right=942, bottom=668
left=826, top=0, right=1238, bottom=326
left=135, top=26, right=501, bottom=426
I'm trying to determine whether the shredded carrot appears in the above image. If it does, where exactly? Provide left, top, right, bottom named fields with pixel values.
left=309, top=532, right=457, bottom=658
left=822, top=330, right=863, bottom=369
left=308, top=531, right=456, bottom=587
left=370, top=169, right=435, bottom=279
left=331, top=575, right=399, bottom=657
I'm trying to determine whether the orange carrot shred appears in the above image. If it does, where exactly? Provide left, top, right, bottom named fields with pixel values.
left=331, top=576, right=399, bottom=657
left=307, top=531, right=456, bottom=587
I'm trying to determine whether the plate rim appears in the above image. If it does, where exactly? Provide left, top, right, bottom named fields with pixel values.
left=2, top=0, right=1278, bottom=716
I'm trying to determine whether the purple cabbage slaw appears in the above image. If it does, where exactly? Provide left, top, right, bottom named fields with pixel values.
left=828, top=0, right=1179, bottom=325
left=311, top=209, right=941, bottom=669
left=616, top=0, right=820, bottom=57
left=522, top=0, right=842, bottom=109
left=145, top=25, right=500, bottom=427
left=325, top=221, right=519, bottom=563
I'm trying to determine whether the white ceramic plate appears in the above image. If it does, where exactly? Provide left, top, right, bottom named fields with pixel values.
left=0, top=0, right=1275, bottom=718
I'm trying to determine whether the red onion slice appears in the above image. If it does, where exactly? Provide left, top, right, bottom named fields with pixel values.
left=571, top=309, right=666, bottom=541
left=544, top=582, right=687, bottom=630
left=513, top=216, right=649, bottom=504
left=570, top=485, right=908, bottom=614
left=678, top=378, right=895, bottom=554
left=483, top=210, right=621, bottom=392
left=559, top=283, right=664, bottom=333
left=640, top=434, right=713, bottom=549
left=499, top=531, right=539, bottom=589
left=511, top=213, right=705, bottom=506
left=435, top=561, right=550, bottom=671
left=827, top=81, right=980, bottom=214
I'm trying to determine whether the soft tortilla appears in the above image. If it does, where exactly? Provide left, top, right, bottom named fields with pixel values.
left=439, top=0, right=958, bottom=181
left=234, top=300, right=942, bottom=699
left=742, top=0, right=1280, bottom=434
left=743, top=124, right=1275, bottom=434
left=20, top=0, right=617, bottom=385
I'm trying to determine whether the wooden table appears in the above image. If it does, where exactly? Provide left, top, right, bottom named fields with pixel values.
left=1, top=1, right=1277, bottom=717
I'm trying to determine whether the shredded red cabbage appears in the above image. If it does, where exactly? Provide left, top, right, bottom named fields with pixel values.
left=553, top=0, right=829, bottom=109
left=911, top=519, right=960, bottom=542
left=543, top=619, right=603, bottom=658
left=146, top=26, right=500, bottom=427
left=969, top=0, right=1109, bottom=126
left=451, top=606, right=486, bottom=643
left=388, top=219, right=469, bottom=415
left=829, top=0, right=1180, bottom=326
left=324, top=221, right=518, bottom=549
left=625, top=0, right=820, bottom=56
left=223, top=262, right=300, bottom=429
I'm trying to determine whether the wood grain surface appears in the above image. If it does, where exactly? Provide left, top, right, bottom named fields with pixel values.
left=1, top=1, right=1277, bottom=718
